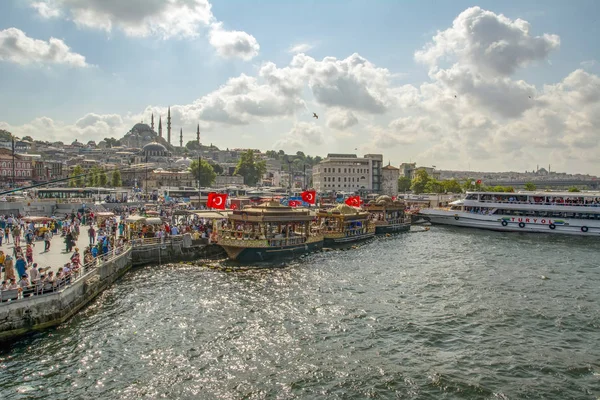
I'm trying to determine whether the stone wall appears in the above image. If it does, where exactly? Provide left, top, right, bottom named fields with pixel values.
left=0, top=247, right=132, bottom=343
left=131, top=235, right=225, bottom=266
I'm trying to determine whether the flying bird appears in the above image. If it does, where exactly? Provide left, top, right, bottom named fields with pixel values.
left=313, top=112, right=318, bottom=119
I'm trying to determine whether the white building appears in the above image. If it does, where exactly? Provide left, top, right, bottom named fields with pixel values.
left=312, top=153, right=383, bottom=193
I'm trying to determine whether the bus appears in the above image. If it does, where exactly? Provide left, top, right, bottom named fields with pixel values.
left=35, top=187, right=125, bottom=202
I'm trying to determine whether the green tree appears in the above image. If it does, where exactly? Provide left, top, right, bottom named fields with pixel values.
left=265, top=150, right=278, bottom=159
left=398, top=176, right=412, bottom=192
left=111, top=170, right=122, bottom=187
left=0, top=129, right=13, bottom=141
left=98, top=168, right=108, bottom=186
left=313, top=155, right=323, bottom=164
left=410, top=170, right=430, bottom=194
left=212, top=163, right=224, bottom=174
left=442, top=179, right=463, bottom=193
left=425, top=179, right=444, bottom=193
left=104, top=137, right=121, bottom=148
left=69, top=165, right=85, bottom=187
left=190, top=159, right=217, bottom=187
left=234, top=149, right=267, bottom=186
left=22, top=135, right=34, bottom=142
left=185, top=140, right=201, bottom=151
left=524, top=182, right=537, bottom=191
left=568, top=187, right=580, bottom=192
left=87, top=166, right=99, bottom=187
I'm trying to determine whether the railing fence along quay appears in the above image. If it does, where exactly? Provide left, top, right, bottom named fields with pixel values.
left=129, top=234, right=185, bottom=247
left=0, top=244, right=131, bottom=304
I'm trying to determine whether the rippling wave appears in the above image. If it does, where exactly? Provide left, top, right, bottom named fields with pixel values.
left=1, top=227, right=600, bottom=399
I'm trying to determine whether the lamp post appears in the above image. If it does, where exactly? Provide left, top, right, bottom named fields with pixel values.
left=287, top=160, right=292, bottom=194
left=11, top=135, right=16, bottom=188
left=144, top=154, right=148, bottom=200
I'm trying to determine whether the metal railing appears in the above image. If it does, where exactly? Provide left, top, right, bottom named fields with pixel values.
left=130, top=234, right=184, bottom=247
left=0, top=244, right=131, bottom=304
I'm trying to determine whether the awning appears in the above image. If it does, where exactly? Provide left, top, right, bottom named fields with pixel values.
left=22, top=216, right=53, bottom=223
left=145, top=217, right=164, bottom=225
left=125, top=215, right=146, bottom=223
left=192, top=210, right=232, bottom=219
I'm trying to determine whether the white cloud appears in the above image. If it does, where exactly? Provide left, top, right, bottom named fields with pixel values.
left=0, top=28, right=89, bottom=67
left=208, top=22, right=259, bottom=61
left=415, top=6, right=560, bottom=77
left=326, top=110, right=358, bottom=130
left=30, top=1, right=61, bottom=18
left=30, top=0, right=260, bottom=60
left=288, top=43, right=313, bottom=54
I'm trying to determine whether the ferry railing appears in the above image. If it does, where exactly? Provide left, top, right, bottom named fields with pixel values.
left=0, top=244, right=131, bottom=304
left=470, top=199, right=600, bottom=207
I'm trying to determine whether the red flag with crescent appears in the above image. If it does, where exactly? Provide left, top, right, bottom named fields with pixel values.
left=229, top=203, right=238, bottom=210
left=301, top=190, right=316, bottom=205
left=207, top=192, right=228, bottom=210
left=288, top=200, right=301, bottom=207
left=345, top=196, right=361, bottom=207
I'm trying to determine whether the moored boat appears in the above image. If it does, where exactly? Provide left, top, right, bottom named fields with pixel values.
left=363, top=195, right=411, bottom=234
left=419, top=191, right=600, bottom=236
left=316, top=204, right=375, bottom=246
left=216, top=201, right=323, bottom=262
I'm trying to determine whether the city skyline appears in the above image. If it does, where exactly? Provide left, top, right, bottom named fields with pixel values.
left=0, top=0, right=599, bottom=174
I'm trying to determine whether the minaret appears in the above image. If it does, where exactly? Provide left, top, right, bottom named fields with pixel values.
left=158, top=116, right=162, bottom=138
left=179, top=128, right=183, bottom=148
left=151, top=113, right=154, bottom=130
left=167, top=106, right=172, bottom=145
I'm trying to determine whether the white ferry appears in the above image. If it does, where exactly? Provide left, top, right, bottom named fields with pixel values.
left=419, top=191, right=600, bottom=236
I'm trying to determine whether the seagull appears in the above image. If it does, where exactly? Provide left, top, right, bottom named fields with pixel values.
left=313, top=112, right=319, bottom=119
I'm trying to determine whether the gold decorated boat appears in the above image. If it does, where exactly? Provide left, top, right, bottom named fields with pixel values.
left=217, top=201, right=323, bottom=262
left=316, top=204, right=375, bottom=246
left=363, top=195, right=411, bottom=234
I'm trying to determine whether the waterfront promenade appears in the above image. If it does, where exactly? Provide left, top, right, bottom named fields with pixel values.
left=1, top=230, right=98, bottom=278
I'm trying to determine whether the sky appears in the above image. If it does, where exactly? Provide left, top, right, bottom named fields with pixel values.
left=0, top=0, right=599, bottom=174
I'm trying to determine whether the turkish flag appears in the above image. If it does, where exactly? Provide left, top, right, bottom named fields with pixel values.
left=301, top=190, right=316, bottom=204
left=288, top=200, right=301, bottom=207
left=345, top=196, right=361, bottom=207
left=229, top=203, right=238, bottom=210
left=207, top=192, right=228, bottom=210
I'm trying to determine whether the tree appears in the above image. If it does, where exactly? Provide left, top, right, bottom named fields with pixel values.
left=87, top=166, right=99, bottom=187
left=212, top=163, right=224, bottom=174
left=524, top=182, right=537, bottom=191
left=234, top=149, right=267, bottom=186
left=190, top=159, right=216, bottom=187
left=0, top=129, right=12, bottom=141
left=568, top=187, right=580, bottom=192
left=398, top=176, right=412, bottom=192
left=69, top=165, right=85, bottom=187
left=22, top=135, right=34, bottom=142
left=98, top=168, right=108, bottom=187
left=185, top=140, right=201, bottom=151
left=104, top=137, right=121, bottom=148
left=314, top=156, right=323, bottom=164
left=425, top=179, right=444, bottom=193
left=111, top=170, right=122, bottom=187
left=442, top=179, right=463, bottom=193
left=410, top=170, right=430, bottom=194
left=265, top=150, right=278, bottom=159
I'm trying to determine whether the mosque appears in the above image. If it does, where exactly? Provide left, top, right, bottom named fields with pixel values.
left=119, top=107, right=202, bottom=169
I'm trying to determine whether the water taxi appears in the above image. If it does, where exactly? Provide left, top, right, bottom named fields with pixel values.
left=364, top=195, right=411, bottom=234
left=317, top=204, right=375, bottom=246
left=217, top=201, right=323, bottom=262
left=419, top=191, right=600, bottom=236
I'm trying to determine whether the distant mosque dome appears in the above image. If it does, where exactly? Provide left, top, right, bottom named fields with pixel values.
left=174, top=157, right=192, bottom=168
left=132, top=123, right=152, bottom=132
left=142, top=141, right=167, bottom=157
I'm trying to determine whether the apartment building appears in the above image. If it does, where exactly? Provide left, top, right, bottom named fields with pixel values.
left=312, top=153, right=383, bottom=193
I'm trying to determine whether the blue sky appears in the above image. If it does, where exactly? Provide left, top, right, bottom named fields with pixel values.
left=0, top=0, right=599, bottom=173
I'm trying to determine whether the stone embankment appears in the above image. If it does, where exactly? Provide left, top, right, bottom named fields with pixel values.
left=0, top=234, right=225, bottom=343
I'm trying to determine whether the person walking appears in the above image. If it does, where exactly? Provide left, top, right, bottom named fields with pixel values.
left=88, top=226, right=96, bottom=245
left=44, top=230, right=52, bottom=251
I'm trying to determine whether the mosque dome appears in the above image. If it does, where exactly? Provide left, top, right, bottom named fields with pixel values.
left=133, top=123, right=152, bottom=132
left=174, top=157, right=192, bottom=168
left=142, top=141, right=168, bottom=157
